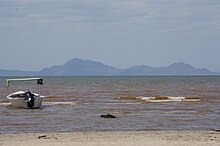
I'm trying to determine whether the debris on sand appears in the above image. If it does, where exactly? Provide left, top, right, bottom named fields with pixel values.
left=38, top=135, right=47, bottom=139
left=212, top=129, right=220, bottom=132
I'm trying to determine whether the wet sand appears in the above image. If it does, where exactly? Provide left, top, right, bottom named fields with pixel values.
left=0, top=131, right=219, bottom=146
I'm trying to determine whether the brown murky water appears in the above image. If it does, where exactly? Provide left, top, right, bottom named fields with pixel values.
left=0, top=76, right=219, bottom=134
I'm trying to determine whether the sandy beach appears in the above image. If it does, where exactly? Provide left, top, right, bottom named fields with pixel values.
left=0, top=131, right=219, bottom=146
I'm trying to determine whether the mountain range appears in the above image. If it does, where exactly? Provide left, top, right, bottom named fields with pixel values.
left=0, top=58, right=218, bottom=76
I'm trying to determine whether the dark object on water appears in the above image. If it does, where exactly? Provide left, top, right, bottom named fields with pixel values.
left=100, top=114, right=117, bottom=118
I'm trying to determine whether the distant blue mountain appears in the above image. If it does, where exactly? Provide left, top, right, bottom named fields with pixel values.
left=38, top=58, right=121, bottom=76
left=119, top=62, right=214, bottom=76
left=0, top=69, right=36, bottom=76
left=37, top=58, right=217, bottom=76
left=0, top=58, right=217, bottom=76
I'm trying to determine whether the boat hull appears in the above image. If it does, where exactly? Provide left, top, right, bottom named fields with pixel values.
left=7, top=91, right=44, bottom=108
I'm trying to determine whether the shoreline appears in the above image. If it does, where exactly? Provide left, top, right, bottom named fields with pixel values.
left=0, top=130, right=219, bottom=146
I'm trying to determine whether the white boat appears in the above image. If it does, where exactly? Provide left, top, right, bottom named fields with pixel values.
left=6, top=78, right=45, bottom=108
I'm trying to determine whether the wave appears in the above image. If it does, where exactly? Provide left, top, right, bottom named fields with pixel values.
left=115, top=96, right=201, bottom=102
left=106, top=102, right=142, bottom=105
left=0, top=102, right=10, bottom=106
left=0, top=101, right=78, bottom=106
left=43, top=101, right=77, bottom=106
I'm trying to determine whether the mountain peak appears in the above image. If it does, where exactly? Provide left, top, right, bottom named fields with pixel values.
left=64, top=58, right=84, bottom=65
left=168, top=62, right=194, bottom=68
left=38, top=58, right=119, bottom=76
left=64, top=58, right=106, bottom=68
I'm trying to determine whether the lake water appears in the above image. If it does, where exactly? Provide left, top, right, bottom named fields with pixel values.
left=0, top=76, right=219, bottom=134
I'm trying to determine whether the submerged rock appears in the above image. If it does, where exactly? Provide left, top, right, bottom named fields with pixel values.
left=100, top=114, right=117, bottom=118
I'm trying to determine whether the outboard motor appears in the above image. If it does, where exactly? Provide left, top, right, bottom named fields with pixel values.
left=25, top=90, right=35, bottom=108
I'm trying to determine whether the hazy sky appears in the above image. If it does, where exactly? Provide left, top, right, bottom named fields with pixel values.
left=0, top=0, right=220, bottom=71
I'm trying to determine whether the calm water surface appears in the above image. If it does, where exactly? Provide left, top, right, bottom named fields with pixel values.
left=0, top=76, right=219, bottom=134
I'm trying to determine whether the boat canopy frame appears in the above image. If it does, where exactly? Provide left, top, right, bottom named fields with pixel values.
left=6, top=78, right=43, bottom=95
left=6, top=78, right=43, bottom=87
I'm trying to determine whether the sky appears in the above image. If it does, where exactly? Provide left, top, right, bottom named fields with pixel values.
left=0, top=0, right=220, bottom=72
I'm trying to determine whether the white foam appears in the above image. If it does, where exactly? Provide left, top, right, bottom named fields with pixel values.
left=0, top=101, right=77, bottom=106
left=106, top=102, right=142, bottom=105
left=43, top=101, right=77, bottom=106
left=0, top=102, right=10, bottom=106
left=138, top=96, right=201, bottom=102
left=116, top=96, right=201, bottom=102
